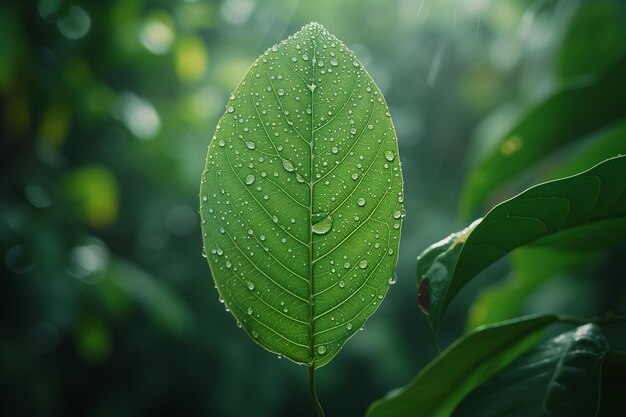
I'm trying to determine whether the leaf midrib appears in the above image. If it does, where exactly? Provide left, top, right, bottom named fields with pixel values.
left=307, top=33, right=317, bottom=368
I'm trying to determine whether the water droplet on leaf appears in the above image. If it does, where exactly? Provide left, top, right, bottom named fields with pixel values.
left=312, top=215, right=333, bottom=235
left=282, top=159, right=295, bottom=172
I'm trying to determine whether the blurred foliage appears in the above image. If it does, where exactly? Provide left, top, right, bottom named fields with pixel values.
left=1, top=0, right=625, bottom=417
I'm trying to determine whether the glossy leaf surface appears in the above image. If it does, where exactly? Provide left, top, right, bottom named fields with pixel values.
left=366, top=315, right=557, bottom=417
left=199, top=23, right=403, bottom=368
left=418, top=156, right=626, bottom=336
left=453, top=324, right=609, bottom=417
left=467, top=120, right=626, bottom=329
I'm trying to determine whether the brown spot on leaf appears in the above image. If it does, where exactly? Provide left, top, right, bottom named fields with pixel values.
left=417, top=277, right=430, bottom=313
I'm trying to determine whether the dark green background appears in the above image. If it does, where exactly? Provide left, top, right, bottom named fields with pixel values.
left=1, top=0, right=624, bottom=416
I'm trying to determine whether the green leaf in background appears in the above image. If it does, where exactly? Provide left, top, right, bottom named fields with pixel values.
left=557, top=0, right=626, bottom=81
left=543, top=121, right=626, bottom=183
left=467, top=247, right=601, bottom=330
left=461, top=54, right=626, bottom=217
left=417, top=156, right=626, bottom=337
left=467, top=121, right=626, bottom=329
left=366, top=315, right=558, bottom=417
left=416, top=219, right=481, bottom=338
left=452, top=324, right=609, bottom=417
left=199, top=23, right=403, bottom=369
left=598, top=351, right=626, bottom=417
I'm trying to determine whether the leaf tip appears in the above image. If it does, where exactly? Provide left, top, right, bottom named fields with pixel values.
left=301, top=21, right=326, bottom=30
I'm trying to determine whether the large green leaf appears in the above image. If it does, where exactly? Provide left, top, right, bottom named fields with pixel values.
left=366, top=314, right=558, bottom=417
left=452, top=324, right=609, bottom=417
left=199, top=23, right=403, bottom=368
left=461, top=54, right=626, bottom=217
left=467, top=121, right=626, bottom=329
left=557, top=0, right=626, bottom=81
left=417, top=156, right=626, bottom=336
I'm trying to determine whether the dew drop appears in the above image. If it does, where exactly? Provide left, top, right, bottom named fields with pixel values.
left=344, top=262, right=350, bottom=269
left=252, top=330, right=259, bottom=339
left=357, top=197, right=366, bottom=207
left=218, top=139, right=225, bottom=147
left=339, top=280, right=346, bottom=288
left=245, top=174, right=255, bottom=185
left=351, top=173, right=359, bottom=180
left=246, top=281, right=255, bottom=290
left=393, top=210, right=402, bottom=219
left=384, top=151, right=395, bottom=161
left=278, top=88, right=285, bottom=96
left=331, top=146, right=339, bottom=154
left=246, top=141, right=256, bottom=150
left=317, top=345, right=327, bottom=355
left=226, top=106, right=234, bottom=113
left=359, top=259, right=368, bottom=269
left=346, top=323, right=353, bottom=330
left=312, top=215, right=333, bottom=235
left=282, top=159, right=295, bottom=172
left=350, top=127, right=357, bottom=135
left=330, top=59, right=338, bottom=67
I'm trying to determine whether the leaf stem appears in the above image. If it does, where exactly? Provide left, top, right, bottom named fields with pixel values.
left=307, top=366, right=326, bottom=417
